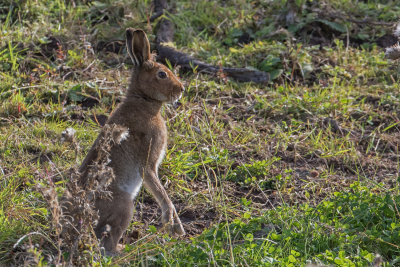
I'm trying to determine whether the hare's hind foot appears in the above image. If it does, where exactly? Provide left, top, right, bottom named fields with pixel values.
left=170, top=220, right=185, bottom=236
left=101, top=244, right=126, bottom=257
left=161, top=206, right=185, bottom=236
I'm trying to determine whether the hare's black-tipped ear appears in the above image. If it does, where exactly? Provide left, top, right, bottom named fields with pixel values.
left=126, top=28, right=138, bottom=65
left=126, top=28, right=151, bottom=66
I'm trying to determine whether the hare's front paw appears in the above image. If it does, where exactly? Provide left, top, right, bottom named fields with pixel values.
left=162, top=207, right=185, bottom=236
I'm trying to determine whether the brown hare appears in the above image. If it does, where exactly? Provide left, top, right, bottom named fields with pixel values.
left=79, top=28, right=185, bottom=254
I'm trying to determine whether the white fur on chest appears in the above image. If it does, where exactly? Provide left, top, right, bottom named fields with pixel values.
left=155, top=144, right=166, bottom=171
left=117, top=167, right=143, bottom=200
left=116, top=141, right=165, bottom=199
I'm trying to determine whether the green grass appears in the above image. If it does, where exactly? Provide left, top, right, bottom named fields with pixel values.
left=1, top=0, right=400, bottom=265
left=125, top=182, right=400, bottom=266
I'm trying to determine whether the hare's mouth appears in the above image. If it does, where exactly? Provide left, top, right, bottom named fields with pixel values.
left=171, top=93, right=183, bottom=108
left=172, top=99, right=182, bottom=109
left=168, top=91, right=182, bottom=102
left=176, top=92, right=183, bottom=101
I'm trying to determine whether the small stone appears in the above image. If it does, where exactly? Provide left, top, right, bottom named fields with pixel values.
left=309, top=170, right=319, bottom=178
left=61, top=127, right=76, bottom=143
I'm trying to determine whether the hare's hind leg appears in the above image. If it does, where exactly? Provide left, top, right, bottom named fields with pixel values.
left=143, top=171, right=185, bottom=235
left=95, top=192, right=134, bottom=254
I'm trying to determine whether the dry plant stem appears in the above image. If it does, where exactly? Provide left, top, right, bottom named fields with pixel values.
left=13, top=232, right=56, bottom=251
left=153, top=0, right=270, bottom=83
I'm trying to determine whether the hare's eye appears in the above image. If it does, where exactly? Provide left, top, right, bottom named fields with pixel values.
left=158, top=71, right=168, bottom=79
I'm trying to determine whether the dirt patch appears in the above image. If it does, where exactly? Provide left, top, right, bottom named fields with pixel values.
left=80, top=97, right=100, bottom=109
left=129, top=191, right=217, bottom=239
left=96, top=40, right=125, bottom=54
left=26, top=145, right=54, bottom=164
left=126, top=179, right=281, bottom=243
left=36, top=36, right=64, bottom=61
left=376, top=34, right=398, bottom=48
left=90, top=114, right=108, bottom=126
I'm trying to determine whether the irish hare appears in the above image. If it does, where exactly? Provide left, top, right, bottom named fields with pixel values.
left=79, top=28, right=185, bottom=254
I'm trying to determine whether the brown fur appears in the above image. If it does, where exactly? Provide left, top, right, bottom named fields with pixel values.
left=79, top=28, right=185, bottom=254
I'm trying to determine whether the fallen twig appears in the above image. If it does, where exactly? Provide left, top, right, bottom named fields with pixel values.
left=313, top=8, right=393, bottom=26
left=153, top=0, right=270, bottom=83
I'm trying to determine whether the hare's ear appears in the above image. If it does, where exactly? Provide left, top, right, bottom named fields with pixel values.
left=126, top=28, right=151, bottom=66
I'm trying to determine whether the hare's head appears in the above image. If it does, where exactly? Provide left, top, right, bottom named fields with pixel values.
left=126, top=28, right=184, bottom=103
